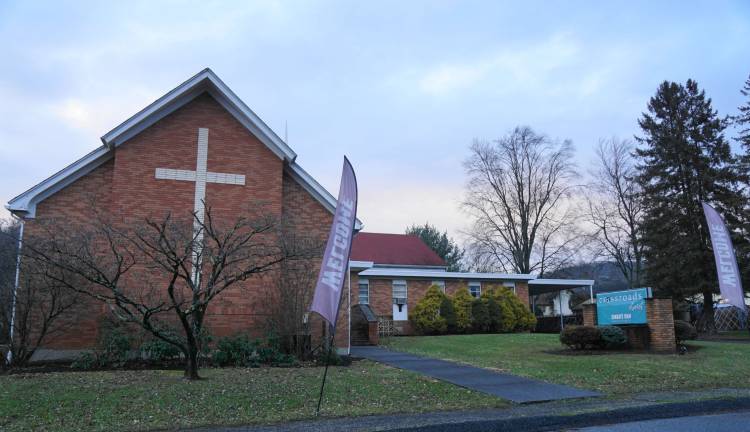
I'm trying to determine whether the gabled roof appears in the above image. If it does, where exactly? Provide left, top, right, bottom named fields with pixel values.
left=351, top=232, right=446, bottom=268
left=7, top=68, right=364, bottom=229
left=100, top=68, right=296, bottom=160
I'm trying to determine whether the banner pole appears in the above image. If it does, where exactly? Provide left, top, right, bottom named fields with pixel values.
left=315, top=323, right=335, bottom=416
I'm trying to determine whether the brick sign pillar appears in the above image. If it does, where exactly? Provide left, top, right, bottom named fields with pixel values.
left=582, top=303, right=597, bottom=327
left=646, top=298, right=676, bottom=352
left=584, top=298, right=676, bottom=353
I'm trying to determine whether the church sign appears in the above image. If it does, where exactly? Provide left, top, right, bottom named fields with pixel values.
left=596, top=288, right=651, bottom=325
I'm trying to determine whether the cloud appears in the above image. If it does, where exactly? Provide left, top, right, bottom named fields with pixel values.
left=418, top=33, right=581, bottom=95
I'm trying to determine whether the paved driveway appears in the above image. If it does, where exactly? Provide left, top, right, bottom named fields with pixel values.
left=351, top=346, right=600, bottom=403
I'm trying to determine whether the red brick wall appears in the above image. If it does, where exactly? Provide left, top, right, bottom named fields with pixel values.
left=23, top=159, right=115, bottom=348
left=21, top=93, right=337, bottom=351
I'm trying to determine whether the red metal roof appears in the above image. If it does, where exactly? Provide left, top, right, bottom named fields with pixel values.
left=350, top=232, right=446, bottom=267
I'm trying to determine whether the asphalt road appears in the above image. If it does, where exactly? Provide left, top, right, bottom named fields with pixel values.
left=569, top=411, right=750, bottom=431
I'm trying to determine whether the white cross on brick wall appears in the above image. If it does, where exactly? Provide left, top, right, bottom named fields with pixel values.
left=154, top=128, right=245, bottom=284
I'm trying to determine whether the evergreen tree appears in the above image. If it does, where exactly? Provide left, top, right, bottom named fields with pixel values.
left=439, top=295, right=457, bottom=333
left=471, top=298, right=490, bottom=333
left=734, top=73, right=750, bottom=157
left=733, top=73, right=750, bottom=295
left=485, top=295, right=503, bottom=333
left=635, top=79, right=745, bottom=331
left=452, top=287, right=473, bottom=333
left=406, top=223, right=465, bottom=271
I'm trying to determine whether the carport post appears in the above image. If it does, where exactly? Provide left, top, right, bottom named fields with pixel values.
left=559, top=290, right=564, bottom=330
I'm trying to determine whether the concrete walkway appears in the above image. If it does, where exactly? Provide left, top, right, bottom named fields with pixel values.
left=351, top=346, right=600, bottom=403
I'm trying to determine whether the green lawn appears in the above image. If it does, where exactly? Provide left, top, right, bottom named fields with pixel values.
left=386, top=333, right=750, bottom=395
left=0, top=360, right=506, bottom=432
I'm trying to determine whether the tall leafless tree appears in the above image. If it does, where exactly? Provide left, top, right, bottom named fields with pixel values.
left=22, top=206, right=305, bottom=379
left=1, top=219, right=81, bottom=368
left=585, top=138, right=644, bottom=288
left=463, top=126, right=580, bottom=276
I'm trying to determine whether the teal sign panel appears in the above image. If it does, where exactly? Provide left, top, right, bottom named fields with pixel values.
left=596, top=288, right=651, bottom=325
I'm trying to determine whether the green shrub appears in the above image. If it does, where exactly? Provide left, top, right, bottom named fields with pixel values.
left=141, top=338, right=181, bottom=362
left=485, top=295, right=503, bottom=332
left=412, top=285, right=448, bottom=334
left=213, top=334, right=298, bottom=367
left=452, top=287, right=474, bottom=333
left=439, top=295, right=457, bottom=333
left=315, top=346, right=349, bottom=366
left=71, top=352, right=97, bottom=370
left=97, top=324, right=132, bottom=367
left=560, top=325, right=603, bottom=350
left=213, top=334, right=258, bottom=367
left=598, top=325, right=628, bottom=349
left=674, top=320, right=697, bottom=342
left=483, top=287, right=534, bottom=332
left=471, top=298, right=490, bottom=333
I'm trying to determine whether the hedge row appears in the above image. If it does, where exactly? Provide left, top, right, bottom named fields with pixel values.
left=412, top=285, right=536, bottom=335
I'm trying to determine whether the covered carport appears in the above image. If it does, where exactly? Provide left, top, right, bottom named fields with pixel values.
left=528, top=279, right=595, bottom=332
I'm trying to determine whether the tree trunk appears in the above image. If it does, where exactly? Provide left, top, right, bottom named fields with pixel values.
left=184, top=344, right=201, bottom=380
left=701, top=290, right=716, bottom=334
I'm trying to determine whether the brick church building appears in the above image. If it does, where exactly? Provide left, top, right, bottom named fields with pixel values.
left=7, top=69, right=591, bottom=357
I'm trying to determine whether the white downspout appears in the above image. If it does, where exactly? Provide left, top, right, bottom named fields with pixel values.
left=6, top=218, right=24, bottom=365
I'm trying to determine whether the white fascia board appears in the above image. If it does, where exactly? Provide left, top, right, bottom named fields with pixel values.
left=349, top=260, right=374, bottom=270
left=529, top=279, right=595, bottom=287
left=100, top=68, right=296, bottom=162
left=358, top=267, right=534, bottom=281
left=286, top=162, right=364, bottom=231
left=6, top=146, right=113, bottom=219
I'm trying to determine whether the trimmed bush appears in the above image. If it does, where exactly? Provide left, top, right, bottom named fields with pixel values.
left=560, top=325, right=603, bottom=350
left=471, top=298, right=490, bottom=333
left=482, top=287, right=535, bottom=332
left=452, top=287, right=474, bottom=333
left=412, top=285, right=448, bottom=334
left=97, top=324, right=132, bottom=367
left=439, top=294, right=457, bottom=333
left=141, top=338, right=181, bottom=362
left=674, top=320, right=697, bottom=343
left=598, top=325, right=628, bottom=349
left=213, top=334, right=258, bottom=367
left=485, top=295, right=503, bottom=333
left=213, top=334, right=297, bottom=367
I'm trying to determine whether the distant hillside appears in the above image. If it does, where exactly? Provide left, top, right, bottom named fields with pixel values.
left=546, top=262, right=630, bottom=293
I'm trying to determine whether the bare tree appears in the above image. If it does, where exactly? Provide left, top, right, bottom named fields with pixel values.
left=22, top=206, right=300, bottom=379
left=267, top=233, right=323, bottom=358
left=462, top=126, right=580, bottom=276
left=585, top=138, right=644, bottom=288
left=1, top=220, right=81, bottom=368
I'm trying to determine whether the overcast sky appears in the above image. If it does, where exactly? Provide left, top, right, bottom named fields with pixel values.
left=1, top=1, right=749, bottom=239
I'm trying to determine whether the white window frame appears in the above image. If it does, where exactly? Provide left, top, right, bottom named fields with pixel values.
left=432, top=280, right=446, bottom=293
left=503, top=281, right=516, bottom=295
left=469, top=281, right=481, bottom=298
left=358, top=279, right=369, bottom=305
left=392, top=280, right=407, bottom=304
